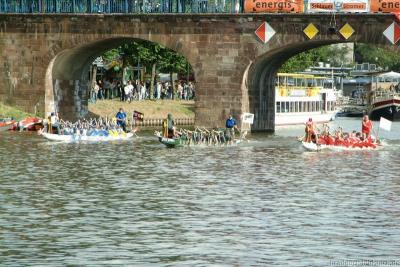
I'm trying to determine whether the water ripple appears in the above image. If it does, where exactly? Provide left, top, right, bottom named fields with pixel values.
left=1, top=119, right=400, bottom=266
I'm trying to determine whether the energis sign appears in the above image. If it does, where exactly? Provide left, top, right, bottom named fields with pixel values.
left=244, top=0, right=304, bottom=13
left=370, top=0, right=400, bottom=13
left=307, top=0, right=369, bottom=12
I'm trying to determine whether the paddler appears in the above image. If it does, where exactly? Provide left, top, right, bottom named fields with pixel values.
left=116, top=108, right=127, bottom=132
left=304, top=118, right=316, bottom=143
left=50, top=112, right=60, bottom=134
left=166, top=113, right=177, bottom=138
left=225, top=114, right=237, bottom=141
left=361, top=114, right=373, bottom=140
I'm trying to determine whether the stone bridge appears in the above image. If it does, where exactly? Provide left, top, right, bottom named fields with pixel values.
left=0, top=13, right=398, bottom=131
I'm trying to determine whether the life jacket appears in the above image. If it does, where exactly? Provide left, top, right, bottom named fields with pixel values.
left=326, top=136, right=335, bottom=145
left=226, top=118, right=236, bottom=128
left=334, top=138, right=344, bottom=146
left=167, top=119, right=174, bottom=130
left=318, top=137, right=326, bottom=144
left=362, top=120, right=372, bottom=134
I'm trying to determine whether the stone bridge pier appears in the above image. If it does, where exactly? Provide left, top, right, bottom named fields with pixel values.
left=0, top=13, right=398, bottom=131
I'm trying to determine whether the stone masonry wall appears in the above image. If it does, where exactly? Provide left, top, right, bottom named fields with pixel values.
left=0, top=13, right=397, bottom=131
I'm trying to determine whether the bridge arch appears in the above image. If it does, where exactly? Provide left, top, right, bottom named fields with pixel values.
left=44, top=37, right=195, bottom=120
left=247, top=40, right=343, bottom=131
left=246, top=16, right=400, bottom=131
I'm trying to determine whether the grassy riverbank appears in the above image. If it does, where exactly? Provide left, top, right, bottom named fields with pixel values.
left=0, top=103, right=36, bottom=120
left=89, top=99, right=195, bottom=119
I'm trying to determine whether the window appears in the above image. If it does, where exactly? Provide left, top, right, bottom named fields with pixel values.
left=290, top=102, right=295, bottom=112
left=285, top=102, right=289, bottom=113
left=276, top=102, right=281, bottom=113
left=299, top=102, right=303, bottom=112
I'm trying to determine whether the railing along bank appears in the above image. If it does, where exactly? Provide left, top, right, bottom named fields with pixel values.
left=130, top=117, right=194, bottom=127
left=0, top=0, right=243, bottom=14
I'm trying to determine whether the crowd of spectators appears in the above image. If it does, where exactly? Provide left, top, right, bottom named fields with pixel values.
left=89, top=78, right=195, bottom=103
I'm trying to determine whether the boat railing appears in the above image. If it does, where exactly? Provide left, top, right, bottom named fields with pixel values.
left=130, top=117, right=194, bottom=127
left=276, top=85, right=322, bottom=97
left=371, top=90, right=400, bottom=103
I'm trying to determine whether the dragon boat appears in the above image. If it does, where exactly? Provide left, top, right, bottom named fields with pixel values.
left=10, top=117, right=44, bottom=131
left=41, top=131, right=135, bottom=142
left=302, top=140, right=383, bottom=151
left=0, top=118, right=16, bottom=132
left=155, top=128, right=247, bottom=148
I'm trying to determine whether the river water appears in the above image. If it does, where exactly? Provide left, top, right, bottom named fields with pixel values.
left=1, top=118, right=400, bottom=266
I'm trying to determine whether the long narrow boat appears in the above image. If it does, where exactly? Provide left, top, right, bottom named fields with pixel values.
left=0, top=119, right=15, bottom=132
left=158, top=136, right=186, bottom=148
left=41, top=132, right=134, bottom=142
left=302, top=141, right=382, bottom=152
left=10, top=117, right=43, bottom=131
left=156, top=132, right=245, bottom=148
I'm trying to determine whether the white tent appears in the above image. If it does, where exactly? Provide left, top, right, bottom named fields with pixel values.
left=376, top=71, right=400, bottom=79
left=374, top=71, right=400, bottom=83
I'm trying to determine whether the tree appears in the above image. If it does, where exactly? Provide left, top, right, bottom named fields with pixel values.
left=100, top=40, right=193, bottom=99
left=158, top=49, right=188, bottom=99
left=133, top=40, right=164, bottom=99
left=279, top=44, right=353, bottom=72
left=355, top=44, right=400, bottom=71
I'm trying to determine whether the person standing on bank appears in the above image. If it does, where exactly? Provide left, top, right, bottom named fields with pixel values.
left=226, top=114, right=237, bottom=140
left=116, top=108, right=127, bottom=132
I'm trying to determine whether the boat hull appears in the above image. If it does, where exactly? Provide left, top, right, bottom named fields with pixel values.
left=369, top=100, right=400, bottom=121
left=157, top=135, right=244, bottom=147
left=41, top=132, right=134, bottom=142
left=0, top=121, right=15, bottom=132
left=302, top=141, right=380, bottom=151
left=158, top=136, right=184, bottom=147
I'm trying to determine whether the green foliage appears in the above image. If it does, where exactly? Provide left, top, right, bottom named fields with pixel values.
left=280, top=43, right=400, bottom=73
left=355, top=44, right=400, bottom=71
left=100, top=40, right=193, bottom=78
left=279, top=44, right=352, bottom=73
left=0, top=103, right=36, bottom=120
left=158, top=49, right=188, bottom=74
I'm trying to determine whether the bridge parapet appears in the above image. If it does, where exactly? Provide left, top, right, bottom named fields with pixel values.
left=0, top=0, right=242, bottom=14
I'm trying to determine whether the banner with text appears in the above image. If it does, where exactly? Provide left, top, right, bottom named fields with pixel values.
left=307, top=0, right=369, bottom=12
left=244, top=0, right=304, bottom=13
left=242, top=113, right=255, bottom=124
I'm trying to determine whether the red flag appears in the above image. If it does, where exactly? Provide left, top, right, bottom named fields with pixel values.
left=133, top=110, right=144, bottom=121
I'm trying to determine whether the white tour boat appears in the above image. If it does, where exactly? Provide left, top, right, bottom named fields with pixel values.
left=275, top=73, right=338, bottom=126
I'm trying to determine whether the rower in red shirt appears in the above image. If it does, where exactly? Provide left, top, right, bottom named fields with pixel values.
left=361, top=115, right=373, bottom=140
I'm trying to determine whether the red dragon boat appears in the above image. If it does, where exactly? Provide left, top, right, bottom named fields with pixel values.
left=0, top=118, right=16, bottom=132
left=10, top=117, right=44, bottom=131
